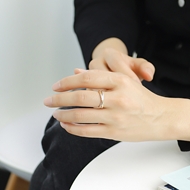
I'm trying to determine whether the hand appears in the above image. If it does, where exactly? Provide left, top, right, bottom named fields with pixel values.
left=89, top=48, right=155, bottom=83
left=44, top=69, right=171, bottom=142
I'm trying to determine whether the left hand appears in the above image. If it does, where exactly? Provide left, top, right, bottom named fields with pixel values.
left=44, top=69, right=170, bottom=142
left=89, top=48, right=155, bottom=83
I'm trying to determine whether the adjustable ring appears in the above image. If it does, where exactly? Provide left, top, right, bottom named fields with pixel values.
left=96, top=90, right=104, bottom=109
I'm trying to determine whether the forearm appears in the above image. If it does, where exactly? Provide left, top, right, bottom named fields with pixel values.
left=92, top=38, right=128, bottom=59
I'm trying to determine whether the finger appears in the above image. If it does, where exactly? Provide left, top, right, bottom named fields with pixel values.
left=53, top=108, right=106, bottom=124
left=77, top=62, right=108, bottom=93
left=89, top=58, right=110, bottom=71
left=74, top=68, right=87, bottom=74
left=103, top=49, right=141, bottom=82
left=44, top=90, right=109, bottom=108
left=133, top=58, right=155, bottom=81
left=52, top=70, right=116, bottom=92
left=60, top=122, right=110, bottom=139
left=104, top=49, right=155, bottom=82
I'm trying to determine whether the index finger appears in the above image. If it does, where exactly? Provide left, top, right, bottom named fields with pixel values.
left=52, top=70, right=117, bottom=92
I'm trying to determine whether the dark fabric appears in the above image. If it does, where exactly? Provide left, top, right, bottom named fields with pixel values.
left=74, top=0, right=190, bottom=97
left=74, top=0, right=190, bottom=150
left=74, top=0, right=141, bottom=65
left=30, top=1, right=190, bottom=190
left=30, top=107, right=119, bottom=190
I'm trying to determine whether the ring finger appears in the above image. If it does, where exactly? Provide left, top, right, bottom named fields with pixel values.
left=44, top=90, right=109, bottom=108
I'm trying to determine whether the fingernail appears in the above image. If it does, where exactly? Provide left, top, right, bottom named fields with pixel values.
left=52, top=81, right=61, bottom=91
left=44, top=97, right=52, bottom=106
left=75, top=68, right=86, bottom=73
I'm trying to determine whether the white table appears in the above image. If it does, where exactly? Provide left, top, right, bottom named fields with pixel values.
left=71, top=141, right=190, bottom=190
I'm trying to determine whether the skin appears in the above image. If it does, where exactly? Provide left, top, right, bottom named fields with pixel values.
left=90, top=38, right=155, bottom=82
left=44, top=38, right=190, bottom=142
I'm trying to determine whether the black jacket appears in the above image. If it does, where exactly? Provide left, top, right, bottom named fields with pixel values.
left=74, top=0, right=190, bottom=151
left=29, top=2, right=190, bottom=189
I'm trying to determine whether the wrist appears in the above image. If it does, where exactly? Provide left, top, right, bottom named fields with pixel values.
left=159, top=97, right=190, bottom=141
left=92, top=37, right=128, bottom=59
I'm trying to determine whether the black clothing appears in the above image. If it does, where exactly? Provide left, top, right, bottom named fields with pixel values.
left=74, top=0, right=190, bottom=150
left=74, top=0, right=190, bottom=97
left=30, top=1, right=190, bottom=190
left=30, top=108, right=119, bottom=190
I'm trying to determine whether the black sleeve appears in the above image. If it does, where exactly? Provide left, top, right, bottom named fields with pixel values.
left=74, top=0, right=140, bottom=68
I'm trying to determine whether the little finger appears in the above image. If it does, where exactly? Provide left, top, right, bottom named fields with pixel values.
left=53, top=108, right=106, bottom=124
left=60, top=122, right=111, bottom=139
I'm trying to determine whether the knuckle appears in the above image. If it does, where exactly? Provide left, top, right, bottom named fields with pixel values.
left=103, top=47, right=112, bottom=55
left=116, top=74, right=129, bottom=86
left=116, top=51, right=124, bottom=59
left=112, top=114, right=123, bottom=123
left=113, top=96, right=128, bottom=108
left=107, top=73, right=128, bottom=87
left=75, top=91, right=86, bottom=104
left=89, top=60, right=96, bottom=69
left=81, top=72, right=91, bottom=84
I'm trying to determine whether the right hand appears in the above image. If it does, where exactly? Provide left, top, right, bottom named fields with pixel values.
left=88, top=48, right=155, bottom=83
left=46, top=69, right=171, bottom=142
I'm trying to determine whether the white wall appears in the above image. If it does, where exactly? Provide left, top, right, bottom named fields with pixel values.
left=0, top=0, right=84, bottom=126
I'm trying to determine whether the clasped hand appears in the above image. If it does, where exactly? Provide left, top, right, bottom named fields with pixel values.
left=44, top=49, right=167, bottom=141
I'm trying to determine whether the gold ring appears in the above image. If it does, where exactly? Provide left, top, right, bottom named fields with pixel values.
left=96, top=90, right=104, bottom=109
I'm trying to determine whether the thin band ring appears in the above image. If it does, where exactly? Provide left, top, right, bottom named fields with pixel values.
left=96, top=90, right=104, bottom=109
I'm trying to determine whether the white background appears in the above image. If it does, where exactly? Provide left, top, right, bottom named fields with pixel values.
left=0, top=0, right=84, bottom=127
